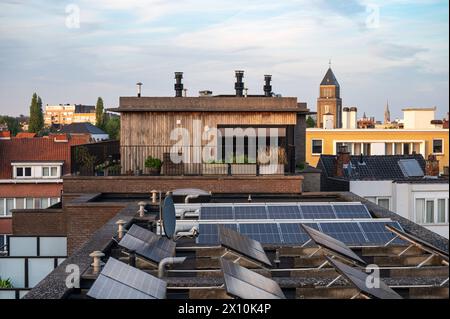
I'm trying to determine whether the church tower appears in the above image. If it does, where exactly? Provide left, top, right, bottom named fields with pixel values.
left=317, top=65, right=342, bottom=128
left=384, top=101, right=391, bottom=124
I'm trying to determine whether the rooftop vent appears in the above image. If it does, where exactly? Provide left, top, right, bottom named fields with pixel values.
left=136, top=82, right=143, bottom=97
left=235, top=70, right=244, bottom=97
left=174, top=72, right=184, bottom=98
left=264, top=75, right=272, bottom=97
left=199, top=90, right=213, bottom=97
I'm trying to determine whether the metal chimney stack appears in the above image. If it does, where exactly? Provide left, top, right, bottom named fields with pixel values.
left=136, top=82, right=143, bottom=97
left=235, top=70, right=244, bottom=97
left=174, top=72, right=184, bottom=97
left=264, top=75, right=272, bottom=97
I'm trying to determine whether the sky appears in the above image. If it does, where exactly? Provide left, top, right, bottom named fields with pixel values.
left=0, top=0, right=448, bottom=121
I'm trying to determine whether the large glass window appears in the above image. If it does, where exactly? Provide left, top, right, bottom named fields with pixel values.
left=0, top=198, right=4, bottom=216
left=415, top=199, right=425, bottom=224
left=425, top=200, right=434, bottom=224
left=26, top=198, right=34, bottom=209
left=15, top=198, right=24, bottom=209
left=417, top=198, right=448, bottom=224
left=15, top=167, right=32, bottom=177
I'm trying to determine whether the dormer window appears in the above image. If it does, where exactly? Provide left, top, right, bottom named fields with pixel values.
left=16, top=166, right=32, bottom=178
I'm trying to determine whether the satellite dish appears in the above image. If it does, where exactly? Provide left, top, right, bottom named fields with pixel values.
left=162, top=193, right=176, bottom=239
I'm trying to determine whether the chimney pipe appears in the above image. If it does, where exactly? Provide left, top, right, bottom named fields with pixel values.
left=174, top=72, right=183, bottom=97
left=136, top=82, right=143, bottom=97
left=425, top=154, right=440, bottom=177
left=264, top=75, right=272, bottom=97
left=335, top=145, right=351, bottom=177
left=235, top=70, right=244, bottom=97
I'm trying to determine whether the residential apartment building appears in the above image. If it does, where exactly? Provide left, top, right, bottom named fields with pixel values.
left=318, top=152, right=449, bottom=238
left=0, top=133, right=90, bottom=252
left=307, top=107, right=449, bottom=173
left=44, top=104, right=96, bottom=126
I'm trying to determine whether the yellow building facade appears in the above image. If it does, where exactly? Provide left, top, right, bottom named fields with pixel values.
left=44, top=104, right=96, bottom=126
left=306, top=128, right=449, bottom=173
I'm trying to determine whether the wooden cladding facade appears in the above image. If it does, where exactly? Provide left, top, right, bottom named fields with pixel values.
left=120, top=111, right=298, bottom=173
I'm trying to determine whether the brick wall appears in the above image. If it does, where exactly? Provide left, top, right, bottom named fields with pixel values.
left=12, top=209, right=65, bottom=236
left=0, top=183, right=62, bottom=197
left=63, top=175, right=303, bottom=194
left=0, top=218, right=12, bottom=234
left=65, top=203, right=126, bottom=254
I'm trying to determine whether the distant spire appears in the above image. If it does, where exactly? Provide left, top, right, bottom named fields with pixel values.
left=384, top=100, right=391, bottom=124
left=329, top=59, right=332, bottom=68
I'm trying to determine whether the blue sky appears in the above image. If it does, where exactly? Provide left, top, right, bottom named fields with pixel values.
left=0, top=0, right=448, bottom=120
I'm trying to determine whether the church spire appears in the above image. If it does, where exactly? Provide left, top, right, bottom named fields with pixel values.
left=384, top=100, right=391, bottom=124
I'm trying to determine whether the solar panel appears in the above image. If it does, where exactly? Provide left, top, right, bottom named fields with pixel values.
left=87, top=258, right=167, bottom=299
left=119, top=225, right=176, bottom=264
left=197, top=224, right=238, bottom=245
left=359, top=221, right=405, bottom=245
left=219, top=225, right=272, bottom=267
left=301, top=224, right=366, bottom=264
left=200, top=206, right=234, bottom=220
left=267, top=205, right=303, bottom=219
left=398, top=159, right=424, bottom=177
left=301, top=205, right=336, bottom=219
left=234, top=206, right=268, bottom=219
left=238, top=223, right=282, bottom=244
left=220, top=258, right=285, bottom=299
left=332, top=204, right=372, bottom=219
left=326, top=257, right=402, bottom=299
left=279, top=223, right=319, bottom=245
left=319, top=222, right=367, bottom=246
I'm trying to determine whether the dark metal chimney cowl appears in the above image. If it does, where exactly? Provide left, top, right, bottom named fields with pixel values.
left=235, top=70, right=244, bottom=97
left=174, top=72, right=184, bottom=98
left=264, top=75, right=272, bottom=97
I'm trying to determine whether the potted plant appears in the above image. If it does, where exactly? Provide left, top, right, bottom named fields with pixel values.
left=75, top=146, right=97, bottom=176
left=145, top=156, right=162, bottom=175
left=95, top=163, right=107, bottom=176
left=230, top=154, right=257, bottom=175
left=0, top=277, right=13, bottom=288
left=259, top=147, right=286, bottom=175
left=202, top=159, right=228, bottom=175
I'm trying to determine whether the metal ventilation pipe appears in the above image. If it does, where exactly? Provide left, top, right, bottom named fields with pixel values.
left=235, top=70, right=244, bottom=97
left=264, top=75, right=272, bottom=97
left=137, top=201, right=147, bottom=217
left=174, top=72, right=184, bottom=97
left=136, top=82, right=143, bottom=97
left=116, top=219, right=127, bottom=239
left=90, top=251, right=105, bottom=273
left=158, top=257, right=187, bottom=278
left=185, top=194, right=199, bottom=204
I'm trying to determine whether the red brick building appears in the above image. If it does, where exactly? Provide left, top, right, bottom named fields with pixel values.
left=0, top=132, right=89, bottom=251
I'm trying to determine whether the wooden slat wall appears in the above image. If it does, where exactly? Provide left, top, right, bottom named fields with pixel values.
left=121, top=111, right=297, bottom=173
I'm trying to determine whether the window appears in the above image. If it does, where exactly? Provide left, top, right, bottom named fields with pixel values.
left=312, top=140, right=323, bottom=155
left=0, top=235, right=6, bottom=251
left=40, top=198, right=49, bottom=209
left=15, top=166, right=32, bottom=178
left=26, top=198, right=34, bottom=209
left=5, top=199, right=14, bottom=216
left=15, top=198, right=24, bottom=209
left=425, top=200, right=434, bottom=224
left=42, top=166, right=59, bottom=177
left=403, top=143, right=411, bottom=155
left=416, top=198, right=448, bottom=225
left=377, top=198, right=390, bottom=210
left=433, top=139, right=443, bottom=154
left=0, top=198, right=4, bottom=216
left=438, top=199, right=447, bottom=223
left=50, top=198, right=60, bottom=206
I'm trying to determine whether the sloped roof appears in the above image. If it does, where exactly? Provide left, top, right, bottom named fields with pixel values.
left=320, top=68, right=340, bottom=86
left=60, top=123, right=106, bottom=135
left=319, top=154, right=427, bottom=181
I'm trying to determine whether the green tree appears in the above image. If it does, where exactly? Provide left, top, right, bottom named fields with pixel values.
left=0, top=116, right=21, bottom=136
left=28, top=93, right=42, bottom=133
left=95, top=97, right=104, bottom=128
left=306, top=116, right=316, bottom=128
left=104, top=116, right=120, bottom=140
left=37, top=96, right=44, bottom=130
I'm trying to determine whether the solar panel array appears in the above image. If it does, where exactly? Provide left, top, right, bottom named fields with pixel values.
left=326, top=257, right=402, bottom=299
left=119, top=224, right=176, bottom=264
left=87, top=258, right=167, bottom=299
left=199, top=203, right=371, bottom=220
left=220, top=258, right=285, bottom=299
left=198, top=221, right=404, bottom=246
